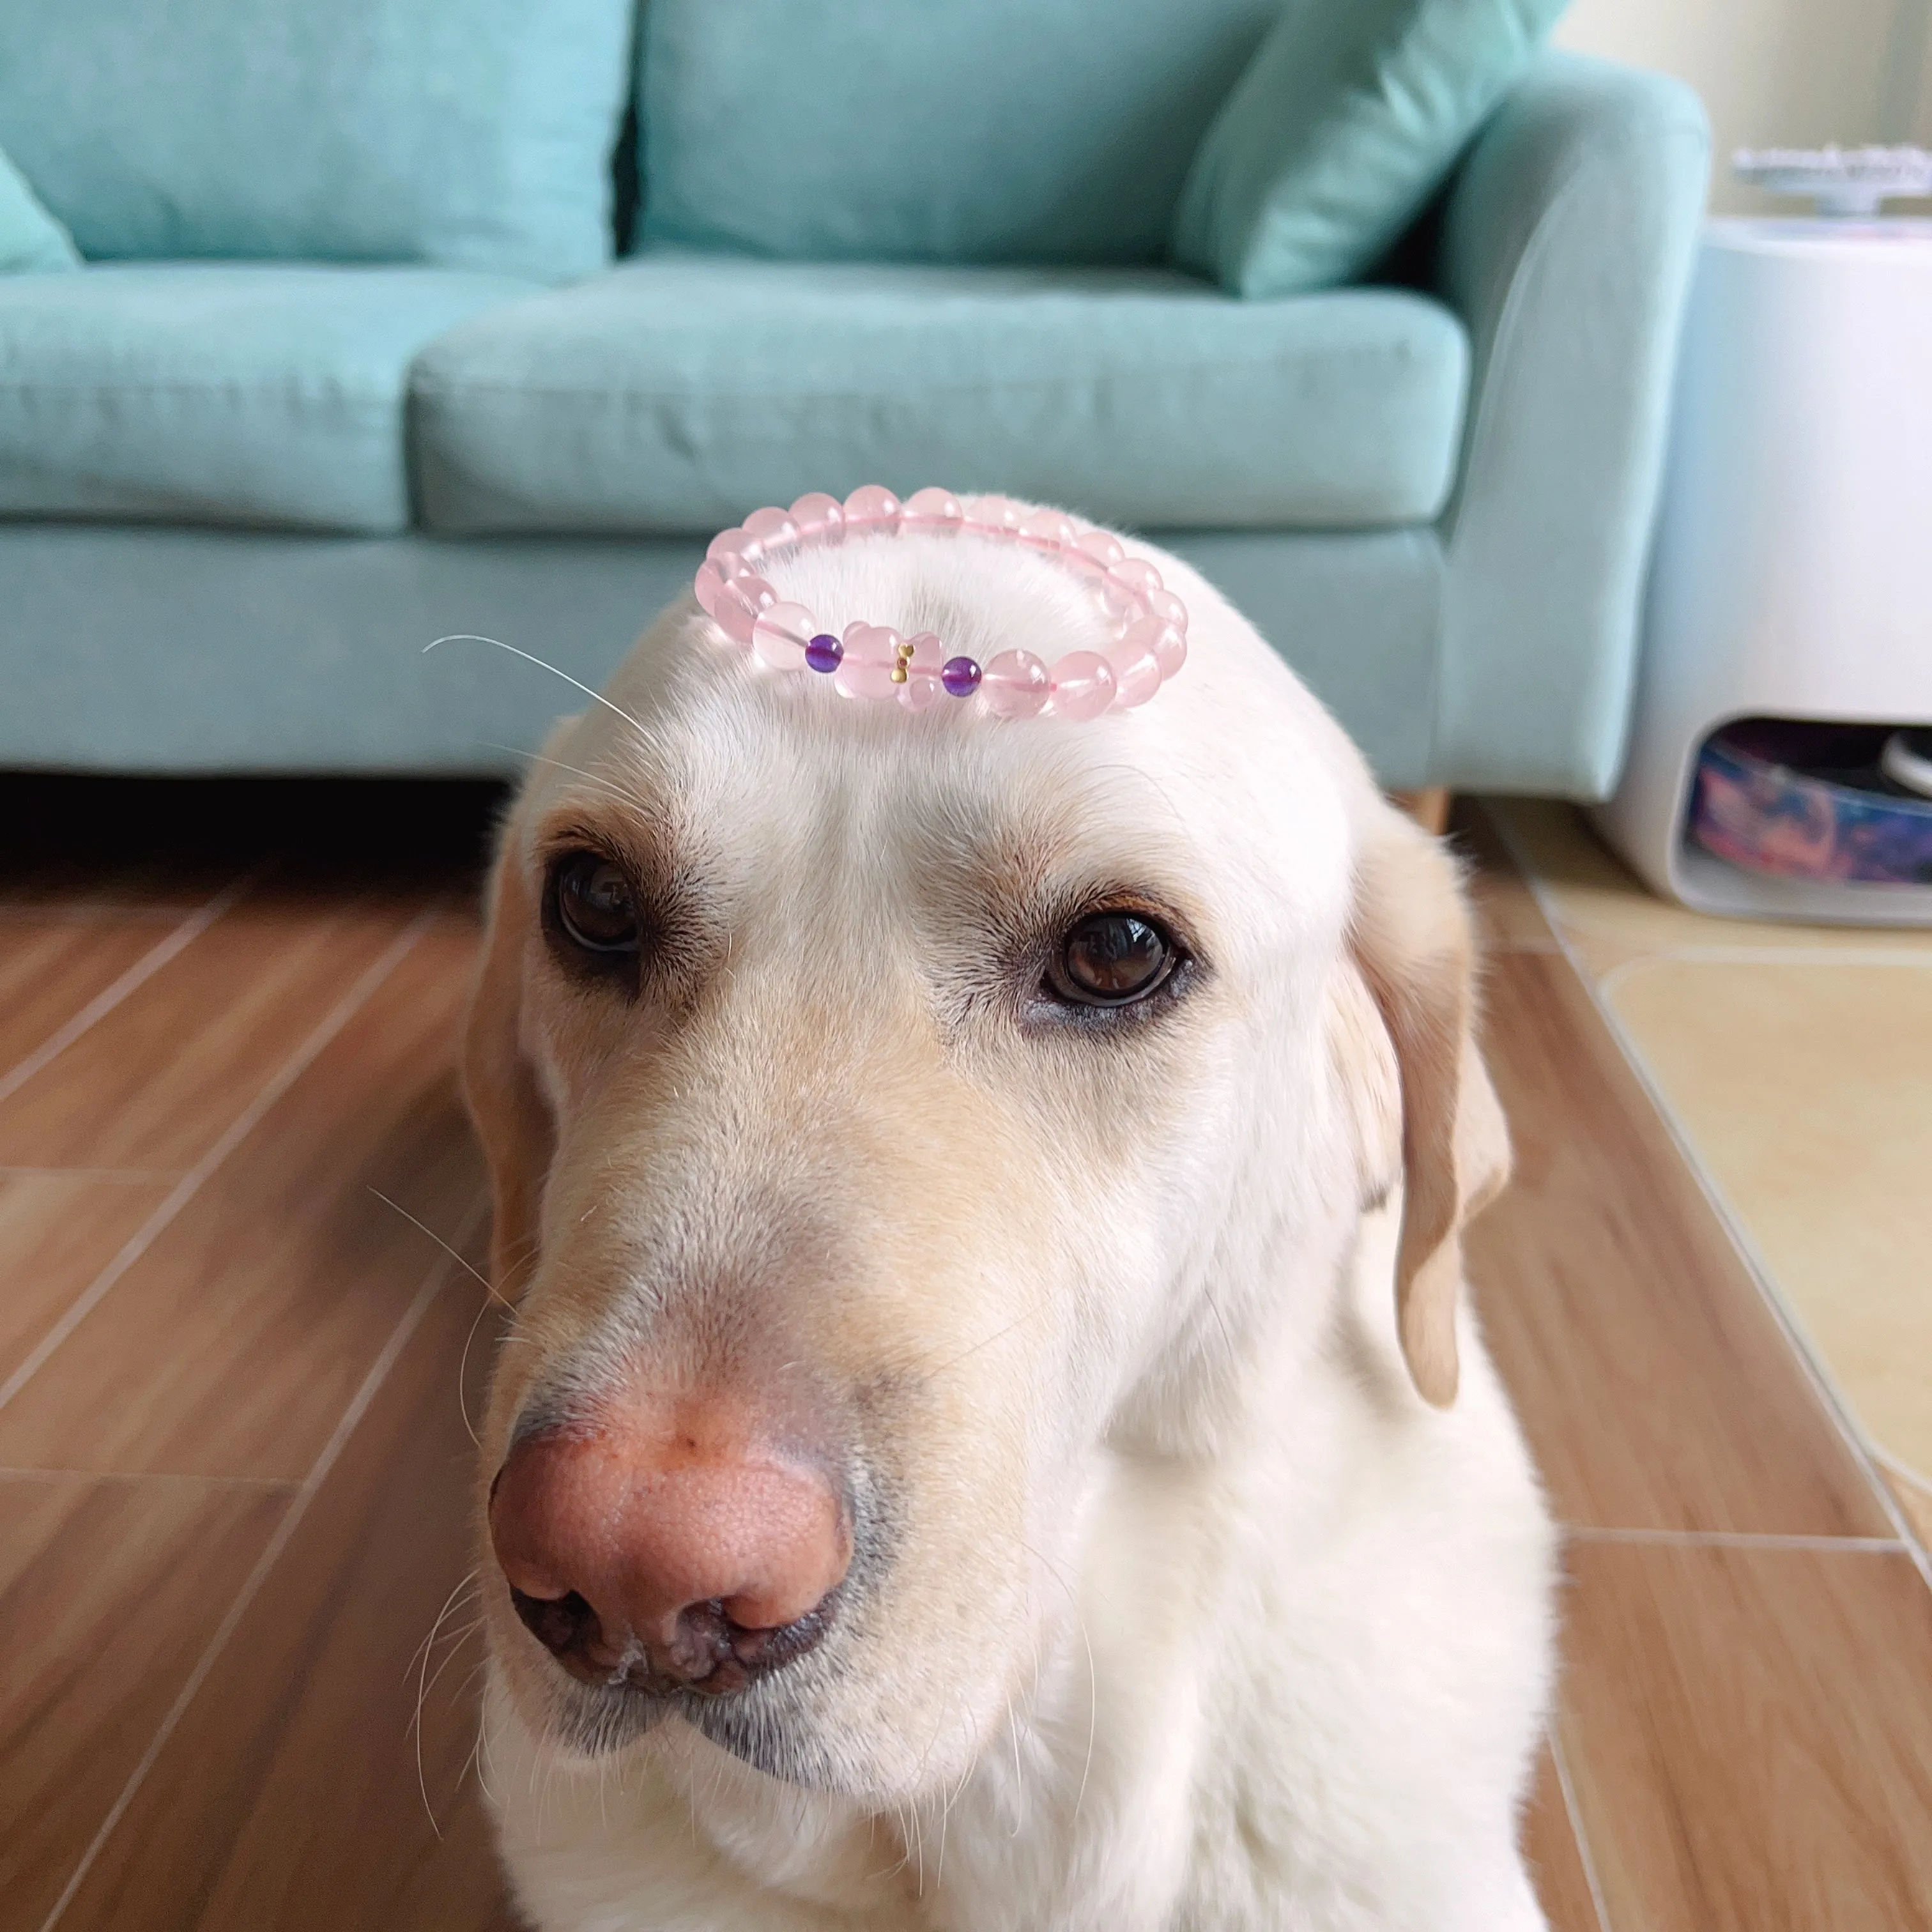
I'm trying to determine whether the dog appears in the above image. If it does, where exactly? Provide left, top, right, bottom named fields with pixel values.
left=462, top=507, right=1557, bottom=1931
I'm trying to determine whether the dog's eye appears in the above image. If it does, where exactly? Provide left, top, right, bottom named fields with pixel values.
left=1048, top=912, right=1176, bottom=1008
left=551, top=852, right=641, bottom=955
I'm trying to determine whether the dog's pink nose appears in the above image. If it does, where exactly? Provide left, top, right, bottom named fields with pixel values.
left=489, top=1402, right=851, bottom=1694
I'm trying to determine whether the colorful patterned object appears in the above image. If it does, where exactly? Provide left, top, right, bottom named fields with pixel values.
left=1690, top=724, right=1932, bottom=886
left=692, top=487, right=1188, bottom=720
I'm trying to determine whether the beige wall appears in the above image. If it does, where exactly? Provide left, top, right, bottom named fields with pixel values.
left=1554, top=0, right=1932, bottom=212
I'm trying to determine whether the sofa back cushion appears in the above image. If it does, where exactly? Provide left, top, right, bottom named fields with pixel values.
left=640, top=0, right=1281, bottom=264
left=0, top=0, right=635, bottom=280
left=1174, top=0, right=1568, bottom=298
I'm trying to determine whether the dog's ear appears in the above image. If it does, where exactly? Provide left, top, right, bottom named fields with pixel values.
left=464, top=794, right=556, bottom=1302
left=1347, top=806, right=1510, bottom=1407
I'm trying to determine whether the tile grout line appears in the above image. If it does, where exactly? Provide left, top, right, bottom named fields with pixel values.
left=1593, top=948, right=1932, bottom=1006
left=0, top=1465, right=301, bottom=1490
left=1591, top=941, right=1932, bottom=974
left=0, top=902, right=210, bottom=925
left=1869, top=1440, right=1932, bottom=1500
left=0, top=905, right=440, bottom=1417
left=1564, top=1526, right=1908, bottom=1553
left=0, top=1165, right=186, bottom=1184
left=0, top=870, right=257, bottom=1108
left=1549, top=1728, right=1615, bottom=1932
left=35, top=1190, right=489, bottom=1932
left=1482, top=804, right=1932, bottom=1594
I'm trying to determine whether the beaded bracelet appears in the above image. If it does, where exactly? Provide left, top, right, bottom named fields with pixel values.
left=691, top=486, right=1188, bottom=720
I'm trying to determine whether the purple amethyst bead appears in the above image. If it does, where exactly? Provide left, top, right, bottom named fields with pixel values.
left=940, top=656, right=983, bottom=697
left=804, top=632, right=843, bottom=673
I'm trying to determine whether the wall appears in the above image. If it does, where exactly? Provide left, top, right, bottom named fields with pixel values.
left=1554, top=0, right=1932, bottom=212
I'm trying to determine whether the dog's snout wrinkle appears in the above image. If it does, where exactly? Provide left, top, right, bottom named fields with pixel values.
left=489, top=1399, right=852, bottom=1695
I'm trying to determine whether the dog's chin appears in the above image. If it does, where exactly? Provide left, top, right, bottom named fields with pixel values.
left=506, top=1655, right=912, bottom=1798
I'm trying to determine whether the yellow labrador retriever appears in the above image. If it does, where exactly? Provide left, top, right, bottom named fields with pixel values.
left=464, top=509, right=1556, bottom=1931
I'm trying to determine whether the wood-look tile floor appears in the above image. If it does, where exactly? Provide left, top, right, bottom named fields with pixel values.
left=2, top=776, right=1928, bottom=1931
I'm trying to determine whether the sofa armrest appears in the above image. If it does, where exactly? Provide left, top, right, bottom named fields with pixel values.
left=1432, top=50, right=1708, bottom=797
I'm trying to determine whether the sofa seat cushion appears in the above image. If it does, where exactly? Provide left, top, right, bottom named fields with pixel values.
left=411, top=254, right=1471, bottom=535
left=0, top=263, right=535, bottom=533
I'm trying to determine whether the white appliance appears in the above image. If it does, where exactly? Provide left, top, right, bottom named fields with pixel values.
left=1597, top=192, right=1932, bottom=924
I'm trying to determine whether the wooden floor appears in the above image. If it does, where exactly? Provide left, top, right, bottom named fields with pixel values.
left=1, top=777, right=1927, bottom=1931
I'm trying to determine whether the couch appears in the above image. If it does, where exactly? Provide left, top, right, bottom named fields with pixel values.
left=0, top=0, right=1708, bottom=797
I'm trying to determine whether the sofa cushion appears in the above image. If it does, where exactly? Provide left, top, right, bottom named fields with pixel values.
left=0, top=264, right=535, bottom=533
left=0, top=148, right=80, bottom=275
left=411, top=254, right=1470, bottom=535
left=0, top=0, right=634, bottom=280
left=1174, top=0, right=1569, bottom=298
left=639, top=0, right=1280, bottom=264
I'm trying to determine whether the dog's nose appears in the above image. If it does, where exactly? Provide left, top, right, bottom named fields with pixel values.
left=487, top=1404, right=851, bottom=1695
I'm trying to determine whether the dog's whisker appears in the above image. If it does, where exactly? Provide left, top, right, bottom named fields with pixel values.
left=407, top=1571, right=481, bottom=1694
left=411, top=1569, right=482, bottom=1837
left=366, top=1188, right=509, bottom=1310
left=456, top=1284, right=510, bottom=1448
left=1200, top=1276, right=1240, bottom=1367
left=418, top=1618, right=486, bottom=1711
left=424, top=634, right=652, bottom=742
left=1020, top=1539, right=1098, bottom=1834
left=1004, top=1690, right=1029, bottom=1837
left=904, top=1305, right=1043, bottom=1384
left=484, top=742, right=656, bottom=817
left=471, top=1689, right=505, bottom=1813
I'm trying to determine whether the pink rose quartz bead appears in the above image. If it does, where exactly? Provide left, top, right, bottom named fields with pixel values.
left=1105, top=634, right=1163, bottom=709
left=1108, top=557, right=1163, bottom=597
left=1076, top=528, right=1126, bottom=568
left=843, top=485, right=902, bottom=532
left=904, top=629, right=947, bottom=670
left=835, top=622, right=903, bottom=702
left=980, top=648, right=1050, bottom=719
left=898, top=657, right=943, bottom=711
left=1096, top=576, right=1145, bottom=627
left=706, top=526, right=751, bottom=564
left=789, top=491, right=846, bottom=540
left=693, top=560, right=729, bottom=620
left=961, top=494, right=1024, bottom=533
left=751, top=600, right=818, bottom=671
left=902, top=487, right=964, bottom=530
left=1119, top=615, right=1187, bottom=679
left=841, top=620, right=900, bottom=660
left=742, top=505, right=799, bottom=549
left=717, top=575, right=777, bottom=645
left=1047, top=650, right=1116, bottom=721
left=1146, top=586, right=1188, bottom=633
left=1018, top=508, right=1077, bottom=552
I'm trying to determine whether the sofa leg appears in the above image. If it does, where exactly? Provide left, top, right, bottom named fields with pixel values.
left=1391, top=786, right=1451, bottom=836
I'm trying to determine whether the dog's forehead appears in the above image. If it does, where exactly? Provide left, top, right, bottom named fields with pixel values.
left=537, top=541, right=1360, bottom=942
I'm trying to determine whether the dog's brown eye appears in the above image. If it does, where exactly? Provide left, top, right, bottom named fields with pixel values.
left=551, top=852, right=640, bottom=954
left=1049, top=912, right=1176, bottom=1008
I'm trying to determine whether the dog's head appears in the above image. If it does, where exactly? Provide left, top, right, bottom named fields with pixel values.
left=466, top=523, right=1506, bottom=1803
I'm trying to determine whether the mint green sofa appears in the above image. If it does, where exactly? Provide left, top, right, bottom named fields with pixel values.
left=0, top=1, right=1708, bottom=797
